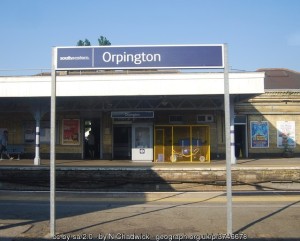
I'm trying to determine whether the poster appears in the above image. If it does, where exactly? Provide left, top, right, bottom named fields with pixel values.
left=40, top=128, right=51, bottom=143
left=277, top=121, right=296, bottom=148
left=62, top=119, right=80, bottom=145
left=24, top=122, right=35, bottom=143
left=250, top=121, right=269, bottom=148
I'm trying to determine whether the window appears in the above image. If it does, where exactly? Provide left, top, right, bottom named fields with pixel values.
left=197, top=115, right=214, bottom=123
left=234, top=115, right=247, bottom=124
left=169, top=115, right=184, bottom=124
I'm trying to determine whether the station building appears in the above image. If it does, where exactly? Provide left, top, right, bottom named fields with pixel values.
left=0, top=68, right=299, bottom=163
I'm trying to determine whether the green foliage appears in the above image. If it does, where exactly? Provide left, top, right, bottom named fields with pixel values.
left=76, top=40, right=84, bottom=46
left=84, top=39, right=91, bottom=46
left=76, top=36, right=111, bottom=46
left=77, top=38, right=91, bottom=46
left=98, top=36, right=111, bottom=46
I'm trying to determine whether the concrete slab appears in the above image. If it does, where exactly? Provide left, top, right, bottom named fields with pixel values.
left=0, top=157, right=299, bottom=169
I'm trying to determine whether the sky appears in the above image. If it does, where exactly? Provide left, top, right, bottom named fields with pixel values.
left=1, top=0, right=300, bottom=75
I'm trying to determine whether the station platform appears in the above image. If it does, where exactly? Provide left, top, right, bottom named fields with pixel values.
left=0, top=158, right=299, bottom=191
left=0, top=157, right=299, bottom=168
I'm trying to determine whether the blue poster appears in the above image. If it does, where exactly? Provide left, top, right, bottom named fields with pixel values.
left=251, top=121, right=269, bottom=148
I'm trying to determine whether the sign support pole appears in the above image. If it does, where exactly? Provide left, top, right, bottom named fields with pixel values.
left=50, top=44, right=227, bottom=236
left=223, top=44, right=233, bottom=234
left=50, top=47, right=57, bottom=237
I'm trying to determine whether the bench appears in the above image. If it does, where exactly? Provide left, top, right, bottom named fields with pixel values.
left=1, top=145, right=25, bottom=160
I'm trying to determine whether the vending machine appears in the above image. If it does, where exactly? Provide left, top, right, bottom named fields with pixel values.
left=132, top=123, right=153, bottom=161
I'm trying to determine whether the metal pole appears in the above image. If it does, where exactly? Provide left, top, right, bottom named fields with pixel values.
left=50, top=47, right=57, bottom=237
left=223, top=43, right=232, bottom=234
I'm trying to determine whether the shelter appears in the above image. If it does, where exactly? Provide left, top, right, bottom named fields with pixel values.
left=0, top=69, right=267, bottom=163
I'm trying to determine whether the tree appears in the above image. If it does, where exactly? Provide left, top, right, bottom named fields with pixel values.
left=76, top=40, right=84, bottom=46
left=77, top=38, right=91, bottom=46
left=98, top=36, right=111, bottom=46
left=76, top=36, right=111, bottom=46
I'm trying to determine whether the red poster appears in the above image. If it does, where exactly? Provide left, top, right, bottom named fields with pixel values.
left=62, top=119, right=80, bottom=145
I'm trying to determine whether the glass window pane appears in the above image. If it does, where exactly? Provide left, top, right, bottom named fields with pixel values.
left=135, top=127, right=150, bottom=148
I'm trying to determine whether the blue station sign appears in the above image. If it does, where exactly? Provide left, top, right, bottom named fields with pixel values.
left=56, top=45, right=224, bottom=70
left=111, top=111, right=154, bottom=119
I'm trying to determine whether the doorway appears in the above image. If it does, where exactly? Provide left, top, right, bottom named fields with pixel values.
left=113, top=125, right=132, bottom=160
left=84, top=119, right=101, bottom=159
left=234, top=124, right=247, bottom=158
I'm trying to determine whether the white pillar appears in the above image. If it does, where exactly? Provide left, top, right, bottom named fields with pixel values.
left=230, top=96, right=236, bottom=164
left=34, top=118, right=41, bottom=165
